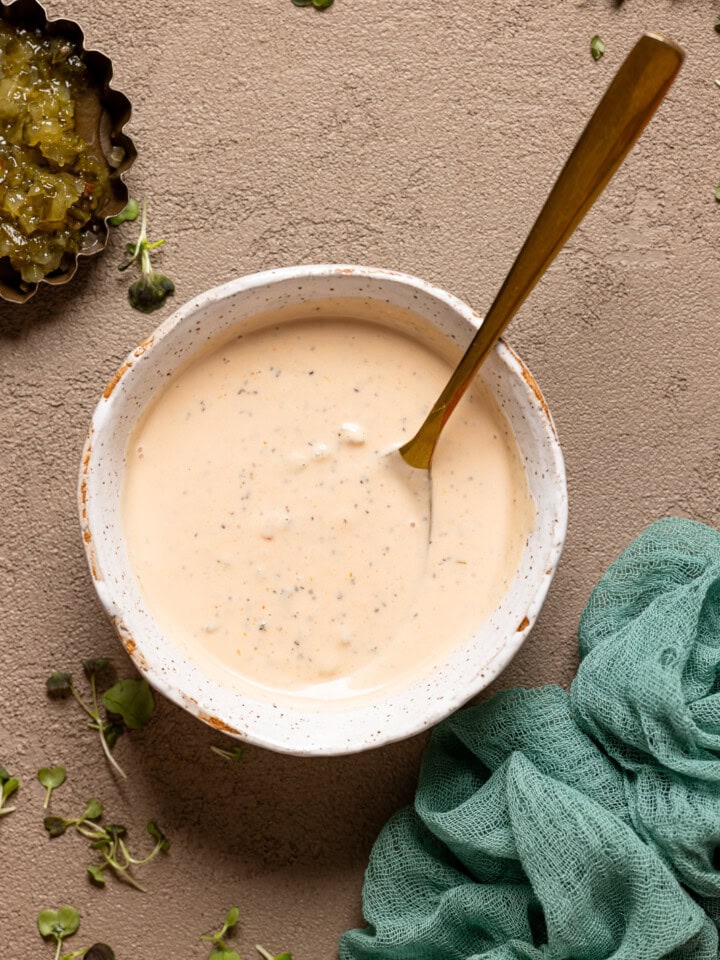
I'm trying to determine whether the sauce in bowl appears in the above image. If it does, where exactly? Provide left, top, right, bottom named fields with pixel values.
left=121, top=304, right=535, bottom=703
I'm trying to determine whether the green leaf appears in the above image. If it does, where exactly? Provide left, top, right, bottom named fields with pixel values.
left=108, top=198, right=140, bottom=227
left=209, top=950, right=241, bottom=960
left=312, top=0, right=334, bottom=7
left=44, top=815, right=69, bottom=838
left=83, top=798, right=104, bottom=821
left=38, top=766, right=67, bottom=790
left=57, top=907, right=80, bottom=936
left=84, top=946, right=116, bottom=960
left=292, top=0, right=313, bottom=5
left=37, top=906, right=80, bottom=939
left=714, top=184, right=720, bottom=202
left=225, top=906, right=240, bottom=930
left=257, top=948, right=293, bottom=960
left=46, top=672, right=73, bottom=697
left=128, top=274, right=175, bottom=314
left=106, top=824, right=127, bottom=839
left=2, top=776, right=19, bottom=802
left=102, top=678, right=155, bottom=729
left=103, top=721, right=125, bottom=748
left=147, top=819, right=170, bottom=852
left=87, top=865, right=106, bottom=886
left=0, top=765, right=10, bottom=782
left=82, top=657, right=113, bottom=678
left=590, top=35, right=605, bottom=61
left=37, top=910, right=57, bottom=938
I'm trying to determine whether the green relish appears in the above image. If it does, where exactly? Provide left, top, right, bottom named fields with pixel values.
left=0, top=22, right=112, bottom=284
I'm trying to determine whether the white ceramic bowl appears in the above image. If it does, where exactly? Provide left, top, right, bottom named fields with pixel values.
left=80, top=265, right=567, bottom=755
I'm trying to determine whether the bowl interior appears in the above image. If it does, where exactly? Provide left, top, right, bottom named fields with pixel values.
left=81, top=266, right=567, bottom=755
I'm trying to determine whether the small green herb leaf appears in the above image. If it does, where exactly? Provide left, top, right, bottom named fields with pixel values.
left=82, top=657, right=112, bottom=678
left=2, top=776, right=19, bottom=803
left=0, top=768, right=19, bottom=817
left=103, top=721, right=125, bottom=749
left=128, top=274, right=175, bottom=313
left=46, top=672, right=73, bottom=697
left=590, top=35, right=605, bottom=61
left=225, top=907, right=240, bottom=930
left=209, top=950, right=241, bottom=960
left=38, top=765, right=67, bottom=809
left=87, top=864, right=106, bottom=886
left=714, top=184, right=720, bottom=202
left=84, top=946, right=116, bottom=960
left=37, top=905, right=80, bottom=940
left=312, top=0, right=334, bottom=7
left=102, top=678, right=155, bottom=729
left=83, top=798, right=104, bottom=821
left=257, top=947, right=293, bottom=960
left=108, top=199, right=140, bottom=227
left=44, top=815, right=69, bottom=838
left=38, top=766, right=66, bottom=789
left=147, top=819, right=170, bottom=853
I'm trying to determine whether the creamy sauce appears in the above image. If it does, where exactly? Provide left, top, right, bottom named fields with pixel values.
left=122, top=305, right=535, bottom=702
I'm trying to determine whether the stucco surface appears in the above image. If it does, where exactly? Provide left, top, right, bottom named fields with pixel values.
left=1, top=0, right=719, bottom=956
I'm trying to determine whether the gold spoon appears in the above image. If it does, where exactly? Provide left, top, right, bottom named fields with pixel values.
left=399, top=32, right=684, bottom=470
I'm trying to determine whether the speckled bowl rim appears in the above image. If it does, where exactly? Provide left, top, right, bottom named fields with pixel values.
left=80, top=264, right=568, bottom=756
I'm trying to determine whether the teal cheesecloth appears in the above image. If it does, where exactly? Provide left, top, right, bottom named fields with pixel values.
left=340, top=518, right=720, bottom=960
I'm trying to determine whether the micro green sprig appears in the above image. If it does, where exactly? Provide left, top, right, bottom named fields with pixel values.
left=38, top=765, right=66, bottom=809
left=46, top=659, right=155, bottom=780
left=118, top=199, right=175, bottom=313
left=292, top=0, right=334, bottom=8
left=0, top=765, right=19, bottom=817
left=200, top=907, right=241, bottom=960
left=107, top=198, right=139, bottom=227
left=210, top=744, right=245, bottom=763
left=37, top=907, right=80, bottom=960
left=44, top=798, right=169, bottom=893
left=37, top=908, right=115, bottom=960
left=590, top=35, right=605, bottom=61
left=256, top=947, right=293, bottom=960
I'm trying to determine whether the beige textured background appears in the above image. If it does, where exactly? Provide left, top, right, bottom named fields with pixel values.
left=1, top=0, right=719, bottom=956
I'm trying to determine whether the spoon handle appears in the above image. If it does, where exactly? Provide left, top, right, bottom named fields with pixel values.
left=400, top=32, right=684, bottom=469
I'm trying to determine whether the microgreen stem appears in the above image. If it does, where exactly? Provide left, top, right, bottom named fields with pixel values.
left=69, top=684, right=96, bottom=722
left=76, top=823, right=105, bottom=840
left=119, top=838, right=161, bottom=867
left=100, top=848, right=146, bottom=892
left=97, top=722, right=127, bottom=780
left=87, top=674, right=127, bottom=779
left=132, top=200, right=147, bottom=261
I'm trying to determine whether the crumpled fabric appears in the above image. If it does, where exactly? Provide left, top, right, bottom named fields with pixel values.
left=340, top=518, right=720, bottom=960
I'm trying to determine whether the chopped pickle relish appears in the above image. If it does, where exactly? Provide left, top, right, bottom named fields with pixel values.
left=0, top=22, right=112, bottom=284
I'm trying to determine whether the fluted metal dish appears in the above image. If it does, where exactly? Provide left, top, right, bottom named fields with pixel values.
left=0, top=0, right=137, bottom=303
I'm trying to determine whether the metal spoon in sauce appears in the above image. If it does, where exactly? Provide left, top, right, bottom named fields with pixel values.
left=399, top=32, right=684, bottom=471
